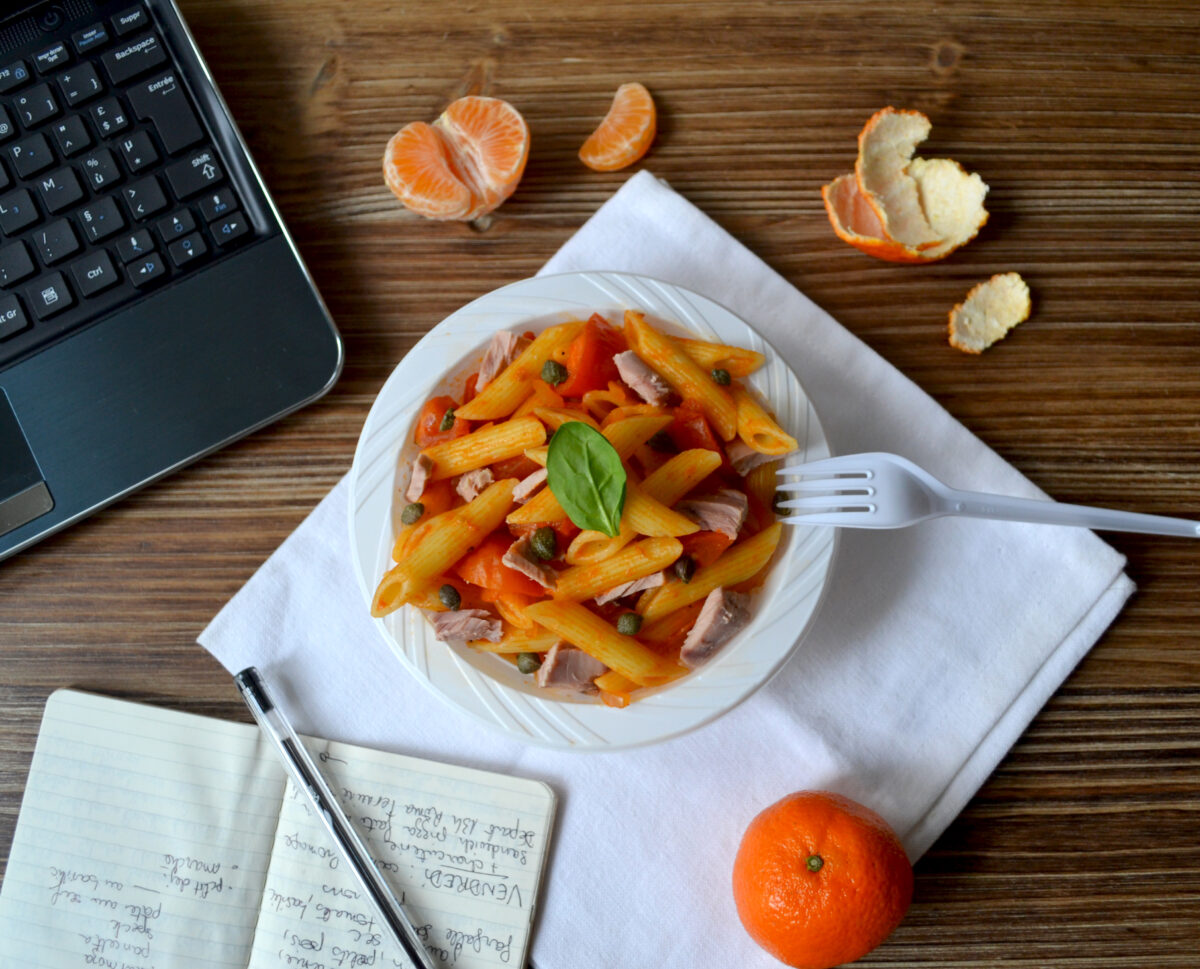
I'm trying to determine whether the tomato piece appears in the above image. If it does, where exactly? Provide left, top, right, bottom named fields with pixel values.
left=454, top=531, right=546, bottom=597
left=669, top=400, right=723, bottom=453
left=491, top=454, right=541, bottom=480
left=462, top=372, right=479, bottom=403
left=415, top=395, right=472, bottom=447
left=554, top=315, right=625, bottom=398
left=679, top=530, right=735, bottom=568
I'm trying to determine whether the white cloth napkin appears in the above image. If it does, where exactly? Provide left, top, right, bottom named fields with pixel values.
left=200, top=171, right=1134, bottom=967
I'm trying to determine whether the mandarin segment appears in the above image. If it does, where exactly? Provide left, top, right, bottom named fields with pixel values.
left=732, top=790, right=913, bottom=969
left=383, top=95, right=530, bottom=221
left=948, top=272, right=1032, bottom=353
left=579, top=82, right=657, bottom=172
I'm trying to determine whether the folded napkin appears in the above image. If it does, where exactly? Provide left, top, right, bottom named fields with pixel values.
left=200, top=171, right=1134, bottom=967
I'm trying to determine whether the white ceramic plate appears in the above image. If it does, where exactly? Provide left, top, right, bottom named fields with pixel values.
left=349, top=271, right=837, bottom=750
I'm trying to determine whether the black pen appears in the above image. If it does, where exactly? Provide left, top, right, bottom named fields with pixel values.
left=234, top=667, right=436, bottom=969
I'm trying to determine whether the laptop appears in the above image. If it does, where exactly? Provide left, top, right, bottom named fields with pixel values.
left=0, top=0, right=343, bottom=562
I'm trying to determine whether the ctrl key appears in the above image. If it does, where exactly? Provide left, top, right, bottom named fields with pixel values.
left=0, top=294, right=29, bottom=340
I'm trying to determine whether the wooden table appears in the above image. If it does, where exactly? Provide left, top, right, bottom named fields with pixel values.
left=3, top=1, right=1198, bottom=964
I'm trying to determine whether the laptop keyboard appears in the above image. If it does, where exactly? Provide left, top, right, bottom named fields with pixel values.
left=0, top=2, right=253, bottom=369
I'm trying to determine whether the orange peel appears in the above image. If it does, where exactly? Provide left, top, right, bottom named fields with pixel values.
left=948, top=272, right=1031, bottom=353
left=823, top=106, right=989, bottom=262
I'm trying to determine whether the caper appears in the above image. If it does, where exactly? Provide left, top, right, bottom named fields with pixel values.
left=772, top=492, right=788, bottom=517
left=400, top=502, right=425, bottom=525
left=616, top=612, right=643, bottom=636
left=711, top=367, right=732, bottom=386
left=673, top=555, right=696, bottom=584
left=529, top=526, right=557, bottom=561
left=516, top=652, right=542, bottom=674
left=438, top=584, right=461, bottom=610
left=438, top=407, right=456, bottom=432
left=648, top=430, right=676, bottom=453
left=541, top=360, right=568, bottom=386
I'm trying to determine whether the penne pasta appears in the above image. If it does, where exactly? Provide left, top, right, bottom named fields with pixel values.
left=523, top=600, right=680, bottom=686
left=372, top=479, right=517, bottom=616
left=581, top=381, right=634, bottom=422
left=744, top=459, right=781, bottom=514
left=623, top=310, right=738, bottom=441
left=456, top=322, right=582, bottom=420
left=524, top=445, right=549, bottom=466
left=554, top=536, right=683, bottom=601
left=732, top=385, right=798, bottom=455
left=600, top=404, right=668, bottom=428
left=468, top=630, right=560, bottom=654
left=623, top=481, right=699, bottom=537
left=674, top=336, right=766, bottom=377
left=565, top=449, right=721, bottom=565
left=533, top=406, right=601, bottom=431
left=422, top=415, right=546, bottom=480
left=512, top=381, right=564, bottom=418
left=637, top=523, right=782, bottom=622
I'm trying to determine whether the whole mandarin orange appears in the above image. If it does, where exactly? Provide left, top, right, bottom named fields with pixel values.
left=731, top=791, right=913, bottom=969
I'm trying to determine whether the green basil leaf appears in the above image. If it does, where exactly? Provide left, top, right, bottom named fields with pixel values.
left=546, top=422, right=627, bottom=537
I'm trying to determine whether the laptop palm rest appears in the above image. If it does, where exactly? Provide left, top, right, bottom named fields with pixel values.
left=0, top=388, right=54, bottom=537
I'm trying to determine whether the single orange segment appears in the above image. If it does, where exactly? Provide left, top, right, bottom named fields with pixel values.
left=383, top=95, right=530, bottom=221
left=579, top=82, right=657, bottom=172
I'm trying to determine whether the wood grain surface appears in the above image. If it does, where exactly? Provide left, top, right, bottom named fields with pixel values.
left=3, top=1, right=1199, bottom=965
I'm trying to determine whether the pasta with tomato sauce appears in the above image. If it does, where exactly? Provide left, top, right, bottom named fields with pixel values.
left=371, top=310, right=794, bottom=707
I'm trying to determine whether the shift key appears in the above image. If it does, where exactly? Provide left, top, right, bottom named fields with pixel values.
left=165, top=146, right=223, bottom=198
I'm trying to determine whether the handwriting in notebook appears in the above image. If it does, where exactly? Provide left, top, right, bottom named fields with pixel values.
left=0, top=690, right=555, bottom=969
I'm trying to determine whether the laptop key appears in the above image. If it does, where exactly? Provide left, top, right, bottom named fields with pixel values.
left=197, top=187, right=236, bottom=221
left=156, top=209, right=195, bottom=242
left=9, top=133, right=54, bottom=178
left=26, top=272, right=73, bottom=319
left=0, top=61, right=31, bottom=94
left=128, top=251, right=166, bottom=288
left=209, top=211, right=249, bottom=247
left=128, top=73, right=203, bottom=154
left=81, top=148, right=121, bottom=190
left=36, top=167, right=84, bottom=214
left=0, top=189, right=39, bottom=234
left=34, top=43, right=71, bottom=76
left=115, top=228, right=153, bottom=263
left=70, top=250, right=119, bottom=297
left=79, top=197, right=124, bottom=242
left=56, top=63, right=104, bottom=107
left=102, top=33, right=167, bottom=86
left=13, top=83, right=59, bottom=127
left=164, top=146, right=222, bottom=198
left=0, top=242, right=35, bottom=287
left=0, top=106, right=15, bottom=143
left=123, top=175, right=167, bottom=220
left=51, top=115, right=92, bottom=157
left=118, top=130, right=158, bottom=172
left=32, top=219, right=80, bottom=265
left=72, top=23, right=111, bottom=56
left=0, top=294, right=28, bottom=339
left=168, top=232, right=207, bottom=268
left=0, top=160, right=8, bottom=192
left=89, top=97, right=129, bottom=137
left=112, top=6, right=150, bottom=37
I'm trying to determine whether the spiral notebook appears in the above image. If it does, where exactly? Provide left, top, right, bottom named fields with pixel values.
left=0, top=689, right=556, bottom=968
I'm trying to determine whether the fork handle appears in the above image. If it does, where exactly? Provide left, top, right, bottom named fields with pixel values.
left=942, top=489, right=1200, bottom=538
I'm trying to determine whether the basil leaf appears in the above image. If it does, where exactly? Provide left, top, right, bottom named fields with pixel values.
left=546, top=422, right=627, bottom=537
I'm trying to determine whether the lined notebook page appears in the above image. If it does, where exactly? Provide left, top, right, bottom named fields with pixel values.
left=247, top=737, right=556, bottom=969
left=0, top=689, right=286, bottom=968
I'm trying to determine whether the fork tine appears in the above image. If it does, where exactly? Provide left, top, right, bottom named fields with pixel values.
left=778, top=457, right=871, bottom=476
left=777, top=496, right=877, bottom=512
left=774, top=478, right=876, bottom=494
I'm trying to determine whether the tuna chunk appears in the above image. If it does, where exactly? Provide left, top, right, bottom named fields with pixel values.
left=535, top=642, right=608, bottom=692
left=613, top=351, right=672, bottom=405
left=405, top=453, right=434, bottom=502
left=502, top=536, right=557, bottom=590
left=476, top=331, right=530, bottom=391
left=594, top=570, right=666, bottom=606
left=455, top=468, right=494, bottom=503
left=676, top=489, right=748, bottom=539
left=425, top=609, right=502, bottom=643
left=512, top=467, right=548, bottom=504
left=727, top=438, right=791, bottom=477
left=679, top=588, right=751, bottom=668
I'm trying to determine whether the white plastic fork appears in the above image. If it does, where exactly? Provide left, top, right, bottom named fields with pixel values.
left=776, top=452, right=1200, bottom=537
